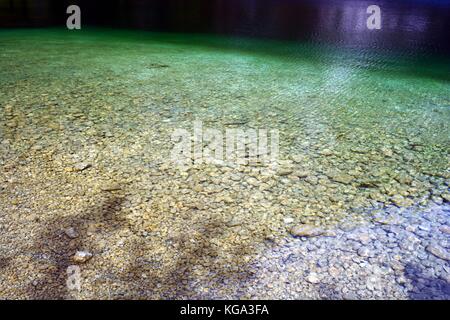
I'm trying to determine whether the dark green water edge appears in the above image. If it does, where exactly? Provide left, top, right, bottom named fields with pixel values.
left=1, top=27, right=449, bottom=82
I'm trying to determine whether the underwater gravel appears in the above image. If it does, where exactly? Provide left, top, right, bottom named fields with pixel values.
left=243, top=204, right=450, bottom=300
left=0, top=29, right=449, bottom=299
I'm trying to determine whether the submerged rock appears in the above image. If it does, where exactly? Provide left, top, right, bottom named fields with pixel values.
left=72, top=251, right=93, bottom=263
left=347, top=233, right=371, bottom=245
left=146, top=63, right=169, bottom=68
left=101, top=183, right=121, bottom=192
left=226, top=217, right=243, bottom=227
left=290, top=224, right=325, bottom=237
left=293, top=170, right=309, bottom=178
left=357, top=247, right=373, bottom=257
left=426, top=245, right=450, bottom=261
left=64, top=227, right=79, bottom=239
left=439, top=225, right=450, bottom=235
left=277, top=167, right=293, bottom=176
left=391, top=195, right=413, bottom=207
left=291, top=155, right=305, bottom=163
left=442, top=193, right=450, bottom=203
left=331, top=173, right=353, bottom=185
left=319, top=149, right=333, bottom=156
left=381, top=147, right=393, bottom=157
left=306, top=272, right=320, bottom=284
left=283, top=217, right=294, bottom=224
left=73, top=162, right=91, bottom=172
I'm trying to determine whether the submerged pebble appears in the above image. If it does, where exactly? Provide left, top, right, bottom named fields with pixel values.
left=72, top=251, right=93, bottom=264
left=290, top=225, right=325, bottom=238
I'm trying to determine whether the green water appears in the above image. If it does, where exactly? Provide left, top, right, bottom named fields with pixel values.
left=1, top=28, right=449, bottom=226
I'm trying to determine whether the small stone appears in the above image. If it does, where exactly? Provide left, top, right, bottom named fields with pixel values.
left=291, top=155, right=304, bottom=163
left=72, top=251, right=93, bottom=263
left=391, top=195, right=413, bottom=207
left=366, top=276, right=381, bottom=291
left=396, top=174, right=413, bottom=185
left=64, top=227, right=79, bottom=239
left=390, top=260, right=404, bottom=271
left=290, top=224, right=325, bottom=238
left=343, top=293, right=358, bottom=300
left=306, top=272, right=320, bottom=284
left=348, top=233, right=371, bottom=245
left=331, top=174, right=353, bottom=185
left=432, top=196, right=443, bottom=205
left=283, top=217, right=294, bottom=224
left=426, top=245, right=450, bottom=261
left=6, top=120, right=18, bottom=128
left=328, top=266, right=340, bottom=278
left=322, top=230, right=337, bottom=237
left=305, top=175, right=318, bottom=185
left=381, top=147, right=393, bottom=157
left=222, top=196, right=234, bottom=204
left=73, top=162, right=91, bottom=172
left=246, top=177, right=259, bottom=187
left=373, top=214, right=401, bottom=225
left=320, top=149, right=333, bottom=156
left=101, top=183, right=121, bottom=192
left=277, top=167, right=293, bottom=176
left=396, top=276, right=407, bottom=285
left=357, top=247, right=372, bottom=257
left=351, top=147, right=368, bottom=154
left=227, top=217, right=243, bottom=227
left=339, top=222, right=356, bottom=232
left=439, top=225, right=450, bottom=235
left=441, top=193, right=450, bottom=203
left=293, top=170, right=309, bottom=178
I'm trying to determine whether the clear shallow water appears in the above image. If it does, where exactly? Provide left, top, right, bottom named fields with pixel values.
left=0, top=28, right=449, bottom=299
left=1, top=28, right=448, bottom=189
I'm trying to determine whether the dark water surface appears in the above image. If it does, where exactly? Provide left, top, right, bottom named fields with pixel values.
left=2, top=0, right=450, bottom=54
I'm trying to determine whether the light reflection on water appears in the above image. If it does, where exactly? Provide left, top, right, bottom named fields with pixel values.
left=207, top=0, right=450, bottom=55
